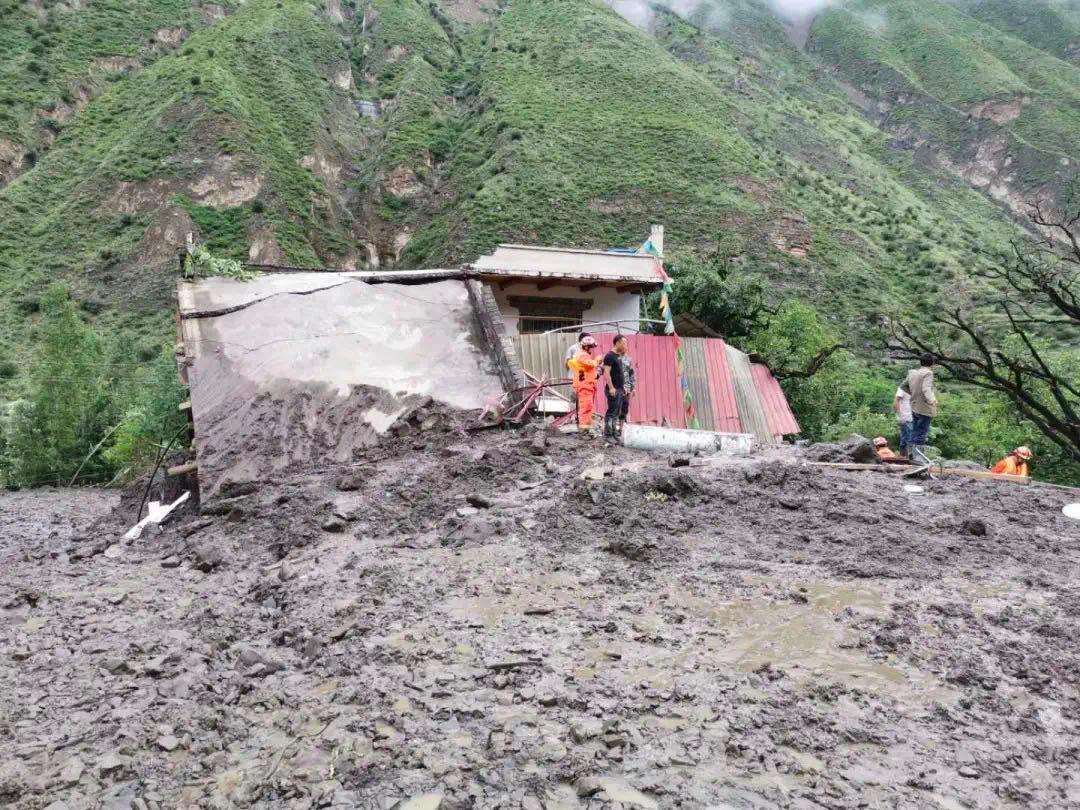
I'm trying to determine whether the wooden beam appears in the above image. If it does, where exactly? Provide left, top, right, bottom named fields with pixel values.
left=178, top=400, right=192, bottom=412
left=167, top=461, right=198, bottom=476
left=498, top=280, right=514, bottom=290
left=807, top=462, right=1033, bottom=484
left=615, top=285, right=642, bottom=294
left=579, top=283, right=604, bottom=292
left=536, top=280, right=559, bottom=291
left=810, top=462, right=904, bottom=471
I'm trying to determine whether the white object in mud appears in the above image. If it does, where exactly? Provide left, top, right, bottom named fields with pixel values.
left=1062, top=503, right=1080, bottom=520
left=903, top=485, right=925, bottom=494
left=124, top=491, right=191, bottom=541
left=621, top=424, right=753, bottom=456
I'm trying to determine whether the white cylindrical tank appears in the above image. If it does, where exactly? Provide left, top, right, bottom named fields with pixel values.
left=621, top=424, right=753, bottom=456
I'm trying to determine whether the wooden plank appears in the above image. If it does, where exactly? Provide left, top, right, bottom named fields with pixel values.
left=179, top=400, right=192, bottom=412
left=167, top=461, right=198, bottom=476
left=937, top=469, right=1029, bottom=483
left=809, top=462, right=903, bottom=471
left=808, top=462, right=1033, bottom=485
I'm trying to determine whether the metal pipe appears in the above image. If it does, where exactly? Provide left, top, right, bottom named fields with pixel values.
left=621, top=424, right=753, bottom=456
left=541, top=319, right=667, bottom=336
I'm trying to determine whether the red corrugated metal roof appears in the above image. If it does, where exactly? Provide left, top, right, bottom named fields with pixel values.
left=751, top=363, right=801, bottom=438
left=567, top=334, right=798, bottom=439
left=703, top=339, right=742, bottom=433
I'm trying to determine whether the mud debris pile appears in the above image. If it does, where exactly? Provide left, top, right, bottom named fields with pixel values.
left=2, top=420, right=1080, bottom=810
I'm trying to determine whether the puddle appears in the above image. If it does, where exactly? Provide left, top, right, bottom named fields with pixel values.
left=441, top=574, right=953, bottom=706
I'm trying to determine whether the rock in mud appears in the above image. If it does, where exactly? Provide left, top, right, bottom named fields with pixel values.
left=604, top=537, right=656, bottom=561
left=58, top=758, right=85, bottom=786
left=97, top=752, right=127, bottom=778
left=807, top=434, right=878, bottom=464
left=160, top=555, right=181, bottom=569
left=570, top=717, right=603, bottom=743
left=335, top=470, right=365, bottom=491
left=466, top=493, right=493, bottom=509
left=181, top=518, right=214, bottom=538
left=218, top=480, right=258, bottom=498
left=234, top=645, right=285, bottom=675
left=576, top=777, right=657, bottom=809
left=156, top=735, right=180, bottom=752
left=529, top=432, right=547, bottom=456
left=960, top=519, right=990, bottom=537
left=194, top=544, right=224, bottom=572
left=322, top=516, right=348, bottom=533
left=398, top=794, right=443, bottom=810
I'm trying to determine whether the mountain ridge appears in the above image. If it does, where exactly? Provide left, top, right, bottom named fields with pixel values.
left=0, top=0, right=1075, bottom=394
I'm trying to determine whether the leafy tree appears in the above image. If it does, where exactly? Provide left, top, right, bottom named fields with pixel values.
left=7, top=284, right=113, bottom=485
left=103, top=347, right=188, bottom=477
left=647, top=246, right=770, bottom=341
left=744, top=300, right=847, bottom=381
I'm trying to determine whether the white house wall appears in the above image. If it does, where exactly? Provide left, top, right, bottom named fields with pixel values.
left=490, top=282, right=641, bottom=337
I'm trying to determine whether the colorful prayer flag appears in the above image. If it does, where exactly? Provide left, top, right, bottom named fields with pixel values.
left=639, top=240, right=699, bottom=429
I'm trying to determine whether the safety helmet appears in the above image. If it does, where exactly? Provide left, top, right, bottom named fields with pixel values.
left=873, top=437, right=888, bottom=447
left=581, top=336, right=597, bottom=348
left=1014, top=446, right=1032, bottom=460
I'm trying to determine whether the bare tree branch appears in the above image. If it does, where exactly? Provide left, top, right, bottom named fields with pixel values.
left=887, top=191, right=1080, bottom=461
left=765, top=344, right=848, bottom=381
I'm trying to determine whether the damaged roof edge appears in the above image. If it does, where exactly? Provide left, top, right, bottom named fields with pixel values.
left=237, top=264, right=664, bottom=288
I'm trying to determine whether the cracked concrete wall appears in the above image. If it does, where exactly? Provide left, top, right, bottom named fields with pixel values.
left=178, top=275, right=504, bottom=495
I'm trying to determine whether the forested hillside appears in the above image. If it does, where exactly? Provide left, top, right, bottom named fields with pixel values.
left=1, top=0, right=1078, bottom=481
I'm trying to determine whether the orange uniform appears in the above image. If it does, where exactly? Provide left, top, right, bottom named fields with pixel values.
left=569, top=349, right=599, bottom=431
left=991, top=456, right=1029, bottom=477
left=877, top=447, right=896, bottom=459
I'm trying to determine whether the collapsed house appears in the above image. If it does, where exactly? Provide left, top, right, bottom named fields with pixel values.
left=175, top=226, right=798, bottom=498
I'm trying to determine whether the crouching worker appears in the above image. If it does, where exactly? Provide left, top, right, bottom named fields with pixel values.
left=569, top=336, right=599, bottom=436
left=992, top=446, right=1032, bottom=477
left=873, top=437, right=896, bottom=459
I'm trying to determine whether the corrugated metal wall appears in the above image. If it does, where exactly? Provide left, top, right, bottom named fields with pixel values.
left=725, top=344, right=775, bottom=445
left=514, top=333, right=577, bottom=383
left=513, top=333, right=799, bottom=442
left=752, top=364, right=801, bottom=437
left=703, top=339, right=742, bottom=433
left=680, top=338, right=717, bottom=432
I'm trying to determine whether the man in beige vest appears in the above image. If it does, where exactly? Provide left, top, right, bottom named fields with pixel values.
left=902, top=353, right=938, bottom=465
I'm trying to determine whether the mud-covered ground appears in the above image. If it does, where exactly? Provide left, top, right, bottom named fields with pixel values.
left=3, top=415, right=1080, bottom=810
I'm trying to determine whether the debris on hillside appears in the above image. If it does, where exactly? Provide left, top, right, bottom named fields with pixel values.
left=2, top=411, right=1079, bottom=810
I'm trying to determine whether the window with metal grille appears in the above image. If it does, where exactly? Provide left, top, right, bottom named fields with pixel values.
left=508, top=295, right=593, bottom=335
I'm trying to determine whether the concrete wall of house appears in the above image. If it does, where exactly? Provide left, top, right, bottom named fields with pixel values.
left=489, top=282, right=641, bottom=337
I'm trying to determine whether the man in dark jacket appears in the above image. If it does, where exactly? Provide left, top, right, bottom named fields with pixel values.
left=601, top=335, right=628, bottom=440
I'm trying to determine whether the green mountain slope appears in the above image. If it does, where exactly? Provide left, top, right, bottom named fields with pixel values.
left=0, top=0, right=1076, bottom=401
left=811, top=0, right=1080, bottom=218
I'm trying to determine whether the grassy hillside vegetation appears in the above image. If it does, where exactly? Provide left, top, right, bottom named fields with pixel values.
left=0, top=0, right=364, bottom=396
left=944, top=0, right=1080, bottom=62
left=0, top=0, right=241, bottom=144
left=811, top=0, right=1080, bottom=204
left=2, top=0, right=1080, bottom=483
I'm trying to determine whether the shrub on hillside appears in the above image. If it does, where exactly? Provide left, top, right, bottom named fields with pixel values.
left=103, top=349, right=187, bottom=479
left=6, top=285, right=114, bottom=486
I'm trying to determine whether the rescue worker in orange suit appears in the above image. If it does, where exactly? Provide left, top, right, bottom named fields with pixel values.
left=568, top=336, right=599, bottom=435
left=873, top=436, right=896, bottom=459
left=992, top=446, right=1032, bottom=477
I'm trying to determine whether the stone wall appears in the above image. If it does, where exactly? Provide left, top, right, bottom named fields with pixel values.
left=465, top=280, right=523, bottom=397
